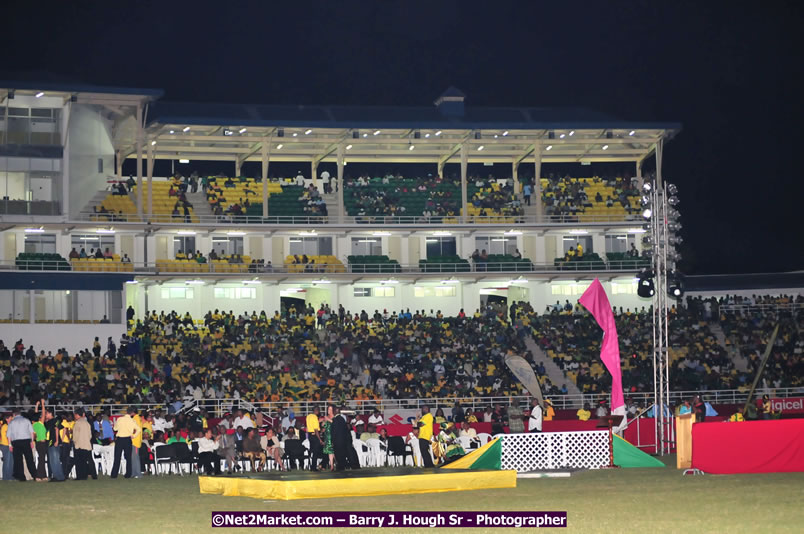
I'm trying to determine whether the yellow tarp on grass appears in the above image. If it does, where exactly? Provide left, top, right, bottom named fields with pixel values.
left=199, top=469, right=516, bottom=500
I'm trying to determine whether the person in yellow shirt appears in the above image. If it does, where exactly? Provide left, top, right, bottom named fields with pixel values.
left=0, top=412, right=11, bottom=480
left=576, top=402, right=592, bottom=421
left=576, top=243, right=584, bottom=258
left=729, top=411, right=745, bottom=422
left=306, top=407, right=324, bottom=471
left=131, top=411, right=144, bottom=478
left=111, top=407, right=140, bottom=479
left=544, top=399, right=556, bottom=421
left=416, top=406, right=435, bottom=468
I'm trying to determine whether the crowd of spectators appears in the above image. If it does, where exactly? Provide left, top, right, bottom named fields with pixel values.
left=346, top=173, right=460, bottom=220
left=0, top=295, right=799, bottom=413
left=469, top=175, right=522, bottom=218
left=542, top=175, right=641, bottom=218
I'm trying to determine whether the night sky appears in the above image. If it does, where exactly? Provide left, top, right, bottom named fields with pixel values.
left=3, top=1, right=802, bottom=275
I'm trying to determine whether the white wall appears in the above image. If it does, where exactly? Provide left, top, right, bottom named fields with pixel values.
left=0, top=323, right=126, bottom=354
left=66, top=104, right=115, bottom=217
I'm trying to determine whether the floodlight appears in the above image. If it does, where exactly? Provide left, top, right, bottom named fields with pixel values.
left=637, top=270, right=655, bottom=298
left=667, top=271, right=685, bottom=298
left=667, top=184, right=678, bottom=195
left=642, top=208, right=652, bottom=219
left=642, top=182, right=652, bottom=192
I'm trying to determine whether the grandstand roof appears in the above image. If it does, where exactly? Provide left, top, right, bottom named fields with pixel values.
left=0, top=80, right=162, bottom=103
left=2, top=80, right=679, bottom=166
left=142, top=97, right=679, bottom=165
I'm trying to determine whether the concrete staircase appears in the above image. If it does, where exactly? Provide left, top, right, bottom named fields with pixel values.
left=185, top=191, right=214, bottom=220
left=524, top=336, right=583, bottom=397
left=322, top=193, right=340, bottom=221
left=710, top=322, right=750, bottom=372
left=80, top=190, right=114, bottom=216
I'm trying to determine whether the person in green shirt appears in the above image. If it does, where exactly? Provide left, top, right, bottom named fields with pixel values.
left=33, top=399, right=49, bottom=481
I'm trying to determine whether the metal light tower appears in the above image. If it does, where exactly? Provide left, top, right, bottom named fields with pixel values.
left=640, top=154, right=683, bottom=456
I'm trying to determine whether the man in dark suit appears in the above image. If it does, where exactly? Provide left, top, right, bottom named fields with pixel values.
left=330, top=406, right=355, bottom=470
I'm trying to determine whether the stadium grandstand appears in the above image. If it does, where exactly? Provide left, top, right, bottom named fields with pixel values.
left=1, top=82, right=802, bottom=481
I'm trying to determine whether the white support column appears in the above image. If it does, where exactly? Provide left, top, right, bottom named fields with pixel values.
left=655, top=138, right=664, bottom=187
left=336, top=144, right=345, bottom=223
left=437, top=160, right=445, bottom=179
left=116, top=150, right=123, bottom=182
left=512, top=160, right=520, bottom=196
left=261, top=139, right=269, bottom=218
left=146, top=144, right=154, bottom=220
left=460, top=144, right=468, bottom=223
left=311, top=160, right=318, bottom=188
left=135, top=104, right=144, bottom=221
left=636, top=160, right=644, bottom=189
left=234, top=159, right=241, bottom=178
left=533, top=143, right=543, bottom=220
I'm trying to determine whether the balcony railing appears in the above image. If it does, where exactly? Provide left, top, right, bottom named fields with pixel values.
left=73, top=211, right=642, bottom=226
left=0, top=259, right=645, bottom=275
left=2, top=387, right=801, bottom=417
left=0, top=199, right=61, bottom=216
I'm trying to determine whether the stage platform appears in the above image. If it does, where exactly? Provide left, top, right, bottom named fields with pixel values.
left=199, top=467, right=517, bottom=501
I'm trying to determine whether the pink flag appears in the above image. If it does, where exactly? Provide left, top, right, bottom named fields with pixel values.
left=578, top=278, right=625, bottom=411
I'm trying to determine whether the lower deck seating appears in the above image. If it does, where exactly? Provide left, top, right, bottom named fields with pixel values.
left=553, top=252, right=606, bottom=270
left=474, top=254, right=534, bottom=272
left=16, top=253, right=71, bottom=271
left=71, top=255, right=129, bottom=272
left=347, top=255, right=401, bottom=273
left=284, top=255, right=346, bottom=273
left=419, top=255, right=471, bottom=273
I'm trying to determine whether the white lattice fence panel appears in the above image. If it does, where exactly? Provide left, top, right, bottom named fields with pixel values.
left=496, top=431, right=609, bottom=472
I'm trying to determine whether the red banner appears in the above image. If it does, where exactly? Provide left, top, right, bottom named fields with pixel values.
left=770, top=397, right=804, bottom=414
left=692, top=419, right=804, bottom=474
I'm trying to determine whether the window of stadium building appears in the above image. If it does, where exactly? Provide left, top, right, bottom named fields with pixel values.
left=563, top=235, right=592, bottom=254
left=425, top=236, right=456, bottom=257
left=71, top=234, right=114, bottom=254
left=213, top=287, right=256, bottom=299
left=289, top=236, right=332, bottom=256
left=160, top=287, right=195, bottom=299
left=5, top=107, right=62, bottom=145
left=24, top=233, right=57, bottom=253
left=414, top=286, right=456, bottom=297
left=550, top=283, right=591, bottom=296
left=173, top=235, right=195, bottom=255
left=351, top=237, right=382, bottom=256
left=475, top=236, right=517, bottom=255
left=0, top=289, right=30, bottom=322
left=211, top=236, right=243, bottom=256
left=611, top=280, right=638, bottom=295
left=354, top=286, right=395, bottom=297
left=605, top=234, right=636, bottom=254
left=32, top=289, right=122, bottom=323
left=0, top=168, right=61, bottom=203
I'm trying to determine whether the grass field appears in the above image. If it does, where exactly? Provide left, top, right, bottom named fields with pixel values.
left=1, top=458, right=802, bottom=533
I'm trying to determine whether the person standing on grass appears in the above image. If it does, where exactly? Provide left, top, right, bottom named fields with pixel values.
left=111, top=407, right=140, bottom=479
left=72, top=408, right=96, bottom=480
left=0, top=412, right=13, bottom=480
left=7, top=410, right=37, bottom=481
left=33, top=400, right=49, bottom=481
left=44, top=407, right=65, bottom=481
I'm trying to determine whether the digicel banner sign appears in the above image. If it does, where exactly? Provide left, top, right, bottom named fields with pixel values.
left=770, top=397, right=804, bottom=414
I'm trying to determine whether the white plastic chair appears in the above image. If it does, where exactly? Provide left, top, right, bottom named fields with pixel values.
left=352, top=439, right=369, bottom=467
left=365, top=438, right=386, bottom=467
left=476, top=432, right=492, bottom=446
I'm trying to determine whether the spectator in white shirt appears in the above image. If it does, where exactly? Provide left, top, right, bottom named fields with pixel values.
left=367, top=410, right=384, bottom=426
left=528, top=401, right=543, bottom=432
left=233, top=410, right=254, bottom=430
left=196, top=429, right=221, bottom=475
